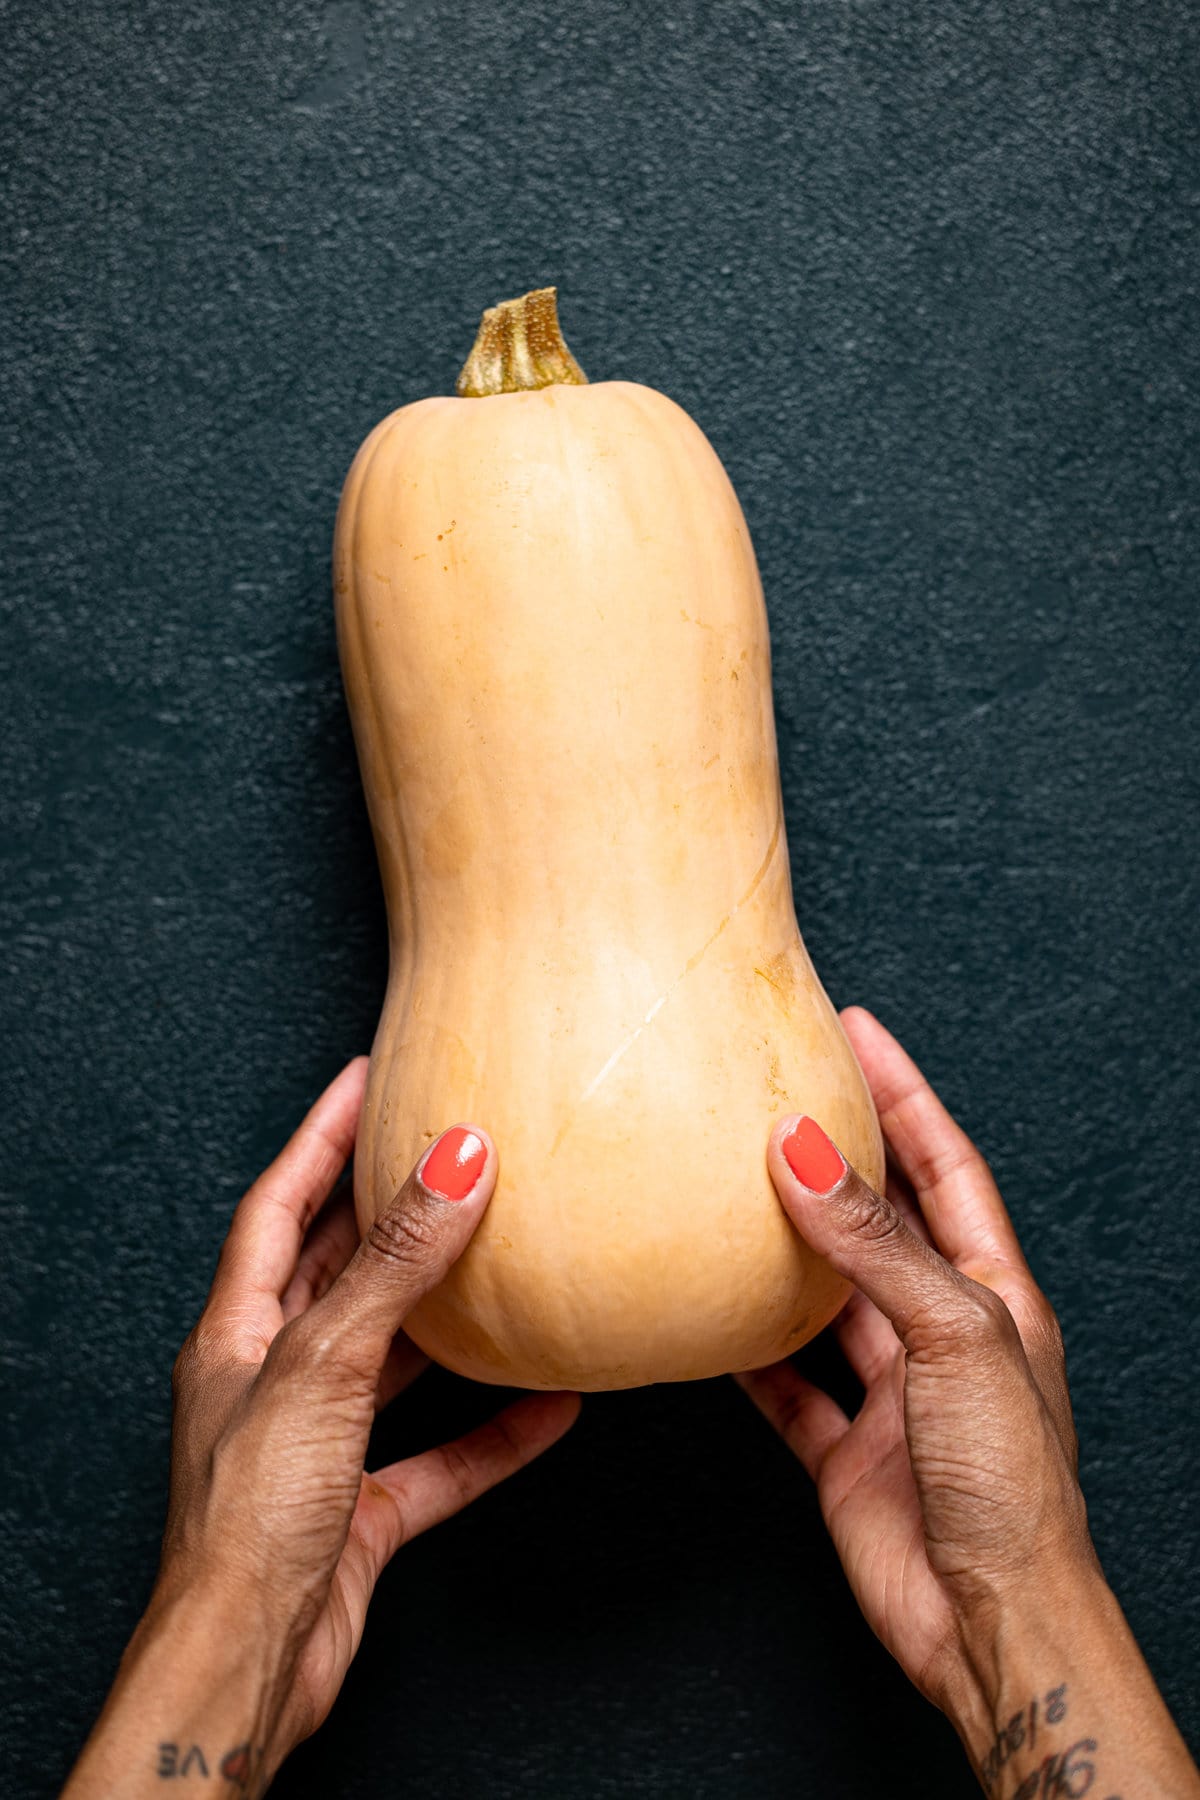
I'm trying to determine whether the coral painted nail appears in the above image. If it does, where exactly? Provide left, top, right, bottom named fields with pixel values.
left=421, top=1126, right=487, bottom=1200
left=782, top=1117, right=845, bottom=1194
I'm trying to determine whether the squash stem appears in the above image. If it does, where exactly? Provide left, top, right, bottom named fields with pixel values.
left=456, top=287, right=588, bottom=397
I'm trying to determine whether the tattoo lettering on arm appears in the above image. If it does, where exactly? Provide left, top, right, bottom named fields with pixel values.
left=980, top=1685, right=1070, bottom=1792
left=978, top=1684, right=1120, bottom=1798
left=1010, top=1737, right=1096, bottom=1798
left=156, top=1745, right=209, bottom=1778
left=155, top=1741, right=261, bottom=1787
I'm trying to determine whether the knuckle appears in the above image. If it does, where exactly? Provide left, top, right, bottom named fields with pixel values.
left=839, top=1184, right=905, bottom=1249
left=367, top=1477, right=412, bottom=1553
left=953, top=1281, right=1020, bottom=1351
left=364, top=1198, right=442, bottom=1273
left=172, top=1320, right=217, bottom=1393
left=984, top=1272, right=1065, bottom=1370
left=771, top=1384, right=817, bottom=1444
left=268, top=1313, right=340, bottom=1379
left=910, top=1136, right=987, bottom=1198
left=437, top=1440, right=479, bottom=1506
left=484, top=1409, right=527, bottom=1464
left=264, top=1313, right=306, bottom=1369
left=265, top=1309, right=376, bottom=1394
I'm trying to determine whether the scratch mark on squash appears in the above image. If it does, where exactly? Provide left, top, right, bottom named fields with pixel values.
left=578, top=992, right=669, bottom=1106
left=549, top=810, right=784, bottom=1155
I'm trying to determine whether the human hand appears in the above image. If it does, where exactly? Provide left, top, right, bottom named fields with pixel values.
left=739, top=1007, right=1200, bottom=1798
left=64, top=1059, right=579, bottom=1797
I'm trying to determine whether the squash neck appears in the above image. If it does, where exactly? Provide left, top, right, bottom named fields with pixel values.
left=456, top=287, right=588, bottom=397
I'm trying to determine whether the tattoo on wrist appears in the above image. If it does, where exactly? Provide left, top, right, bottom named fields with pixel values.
left=978, top=1685, right=1122, bottom=1799
left=980, top=1685, right=1068, bottom=1791
left=155, top=1742, right=262, bottom=1789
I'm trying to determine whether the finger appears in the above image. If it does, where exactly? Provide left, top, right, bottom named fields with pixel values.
left=295, top=1123, right=497, bottom=1372
left=768, top=1112, right=1021, bottom=1356
left=839, top=1009, right=1072, bottom=1414
left=281, top=1183, right=361, bottom=1321
left=351, top=1391, right=581, bottom=1586
left=884, top=1155, right=932, bottom=1246
left=840, top=1006, right=1027, bottom=1273
left=881, top=1159, right=928, bottom=1245
left=212, top=1058, right=368, bottom=1314
left=281, top=1188, right=435, bottom=1412
left=734, top=1361, right=850, bottom=1480
left=831, top=1159, right=930, bottom=1385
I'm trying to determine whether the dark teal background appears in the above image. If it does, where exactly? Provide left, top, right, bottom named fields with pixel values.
left=2, top=2, right=1198, bottom=1794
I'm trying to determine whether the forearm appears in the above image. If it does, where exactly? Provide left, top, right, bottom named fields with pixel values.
left=62, top=1583, right=295, bottom=1800
left=948, top=1572, right=1200, bottom=1799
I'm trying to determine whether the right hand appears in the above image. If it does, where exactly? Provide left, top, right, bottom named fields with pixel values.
left=739, top=1006, right=1200, bottom=1798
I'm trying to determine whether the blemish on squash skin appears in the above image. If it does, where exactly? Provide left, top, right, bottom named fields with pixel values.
left=755, top=951, right=800, bottom=1006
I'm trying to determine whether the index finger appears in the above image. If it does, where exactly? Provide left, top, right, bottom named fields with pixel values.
left=209, top=1056, right=369, bottom=1318
left=840, top=1007, right=1027, bottom=1275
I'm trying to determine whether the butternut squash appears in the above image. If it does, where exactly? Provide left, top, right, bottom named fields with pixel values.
left=334, top=288, right=883, bottom=1390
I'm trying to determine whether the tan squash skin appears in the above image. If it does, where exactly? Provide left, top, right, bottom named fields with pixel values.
left=334, top=371, right=884, bottom=1390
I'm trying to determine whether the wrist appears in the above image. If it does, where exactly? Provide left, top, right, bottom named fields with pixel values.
left=65, top=1573, right=301, bottom=1798
left=943, top=1561, right=1119, bottom=1750
left=138, top=1560, right=290, bottom=1661
left=926, top=1560, right=1128, bottom=1795
left=143, top=1572, right=301, bottom=1754
left=935, top=1563, right=1200, bottom=1799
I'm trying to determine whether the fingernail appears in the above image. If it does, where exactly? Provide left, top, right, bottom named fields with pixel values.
left=782, top=1116, right=845, bottom=1193
left=421, top=1127, right=487, bottom=1200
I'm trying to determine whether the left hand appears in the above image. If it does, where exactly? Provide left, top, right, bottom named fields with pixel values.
left=64, top=1058, right=580, bottom=1797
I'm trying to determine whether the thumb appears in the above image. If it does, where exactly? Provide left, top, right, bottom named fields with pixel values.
left=303, top=1123, right=497, bottom=1367
left=767, top=1115, right=1010, bottom=1353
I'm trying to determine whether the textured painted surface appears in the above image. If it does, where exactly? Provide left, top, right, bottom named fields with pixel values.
left=1, top=1, right=1197, bottom=1794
